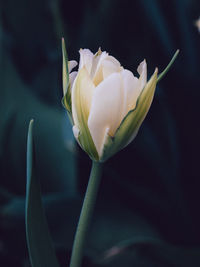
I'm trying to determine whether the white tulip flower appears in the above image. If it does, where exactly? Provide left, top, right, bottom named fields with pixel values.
left=62, top=39, right=178, bottom=162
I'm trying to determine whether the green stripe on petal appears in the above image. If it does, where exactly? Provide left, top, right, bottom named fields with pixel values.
left=100, top=68, right=158, bottom=162
left=62, top=89, right=72, bottom=113
left=157, top=50, right=179, bottom=83
left=62, top=38, right=72, bottom=113
left=72, top=67, right=99, bottom=161
left=62, top=38, right=69, bottom=95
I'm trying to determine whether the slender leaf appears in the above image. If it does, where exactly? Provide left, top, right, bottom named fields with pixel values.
left=25, top=119, right=60, bottom=267
left=157, top=49, right=179, bottom=83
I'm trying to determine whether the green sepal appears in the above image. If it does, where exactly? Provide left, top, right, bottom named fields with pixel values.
left=100, top=69, right=158, bottom=162
left=25, top=120, right=60, bottom=267
left=62, top=38, right=72, bottom=113
left=62, top=90, right=72, bottom=115
left=77, top=130, right=99, bottom=162
left=73, top=68, right=99, bottom=161
left=157, top=49, right=179, bottom=83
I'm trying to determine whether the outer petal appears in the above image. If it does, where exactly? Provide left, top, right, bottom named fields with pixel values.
left=120, top=69, right=140, bottom=115
left=69, top=71, right=77, bottom=87
left=137, top=59, right=147, bottom=90
left=72, top=68, right=93, bottom=125
left=62, top=69, right=77, bottom=113
left=79, top=49, right=94, bottom=75
left=72, top=125, right=80, bottom=139
left=100, top=68, right=158, bottom=161
left=68, top=60, right=78, bottom=73
left=62, top=39, right=77, bottom=114
left=71, top=67, right=98, bottom=160
left=62, top=38, right=69, bottom=96
left=88, top=73, right=124, bottom=157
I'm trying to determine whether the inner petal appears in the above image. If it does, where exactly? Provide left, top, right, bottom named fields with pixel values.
left=137, top=59, right=147, bottom=90
left=121, top=69, right=141, bottom=114
left=88, top=73, right=124, bottom=156
left=69, top=71, right=78, bottom=87
left=79, top=49, right=94, bottom=75
left=92, top=51, right=108, bottom=86
left=68, top=60, right=78, bottom=73
left=102, top=59, right=122, bottom=80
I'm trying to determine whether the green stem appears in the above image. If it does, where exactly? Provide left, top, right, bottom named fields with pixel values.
left=69, top=161, right=102, bottom=267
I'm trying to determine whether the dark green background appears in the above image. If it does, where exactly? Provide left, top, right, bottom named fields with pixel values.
left=0, top=0, right=200, bottom=266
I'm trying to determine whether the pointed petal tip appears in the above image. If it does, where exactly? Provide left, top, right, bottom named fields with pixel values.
left=141, top=58, right=146, bottom=66
left=62, top=38, right=65, bottom=47
left=97, top=47, right=102, bottom=56
left=79, top=48, right=93, bottom=54
left=157, top=49, right=179, bottom=83
left=137, top=59, right=147, bottom=75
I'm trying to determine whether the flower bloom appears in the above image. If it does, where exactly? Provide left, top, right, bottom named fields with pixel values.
left=62, top=40, right=158, bottom=161
left=195, top=17, right=200, bottom=32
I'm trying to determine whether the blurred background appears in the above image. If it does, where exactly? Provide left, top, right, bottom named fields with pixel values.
left=0, top=0, right=200, bottom=266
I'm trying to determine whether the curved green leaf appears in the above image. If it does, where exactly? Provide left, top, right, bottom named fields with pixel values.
left=157, top=49, right=179, bottom=83
left=25, top=119, right=60, bottom=267
left=62, top=38, right=71, bottom=113
left=62, top=38, right=69, bottom=95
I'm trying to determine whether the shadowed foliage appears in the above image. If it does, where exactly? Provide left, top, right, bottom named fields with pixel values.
left=0, top=0, right=200, bottom=266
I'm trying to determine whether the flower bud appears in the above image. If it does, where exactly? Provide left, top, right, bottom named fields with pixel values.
left=62, top=39, right=177, bottom=162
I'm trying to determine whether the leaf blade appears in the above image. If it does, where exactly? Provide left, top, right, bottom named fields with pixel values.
left=157, top=49, right=179, bottom=83
left=25, top=119, right=60, bottom=267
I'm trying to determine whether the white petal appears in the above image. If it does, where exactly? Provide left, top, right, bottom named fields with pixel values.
left=72, top=125, right=80, bottom=139
left=106, top=55, right=121, bottom=68
left=91, top=51, right=108, bottom=76
left=92, top=51, right=108, bottom=85
left=88, top=73, right=124, bottom=156
left=102, top=58, right=122, bottom=80
left=121, top=69, right=141, bottom=113
left=68, top=60, right=78, bottom=73
left=71, top=67, right=95, bottom=128
left=79, top=49, right=94, bottom=75
left=69, top=71, right=77, bottom=87
left=137, top=59, right=147, bottom=90
left=92, top=54, right=122, bottom=86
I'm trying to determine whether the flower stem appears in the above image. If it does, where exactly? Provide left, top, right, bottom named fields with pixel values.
left=69, top=161, right=102, bottom=267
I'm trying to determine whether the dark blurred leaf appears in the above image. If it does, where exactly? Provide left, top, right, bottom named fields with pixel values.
left=96, top=237, right=200, bottom=267
left=25, top=120, right=60, bottom=267
left=1, top=0, right=200, bottom=266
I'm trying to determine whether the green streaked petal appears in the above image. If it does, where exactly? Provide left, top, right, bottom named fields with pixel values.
left=157, top=49, right=179, bottom=83
left=62, top=89, right=71, bottom=113
left=100, top=68, right=158, bottom=162
left=62, top=38, right=69, bottom=95
left=72, top=68, right=99, bottom=161
left=62, top=38, right=72, bottom=113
